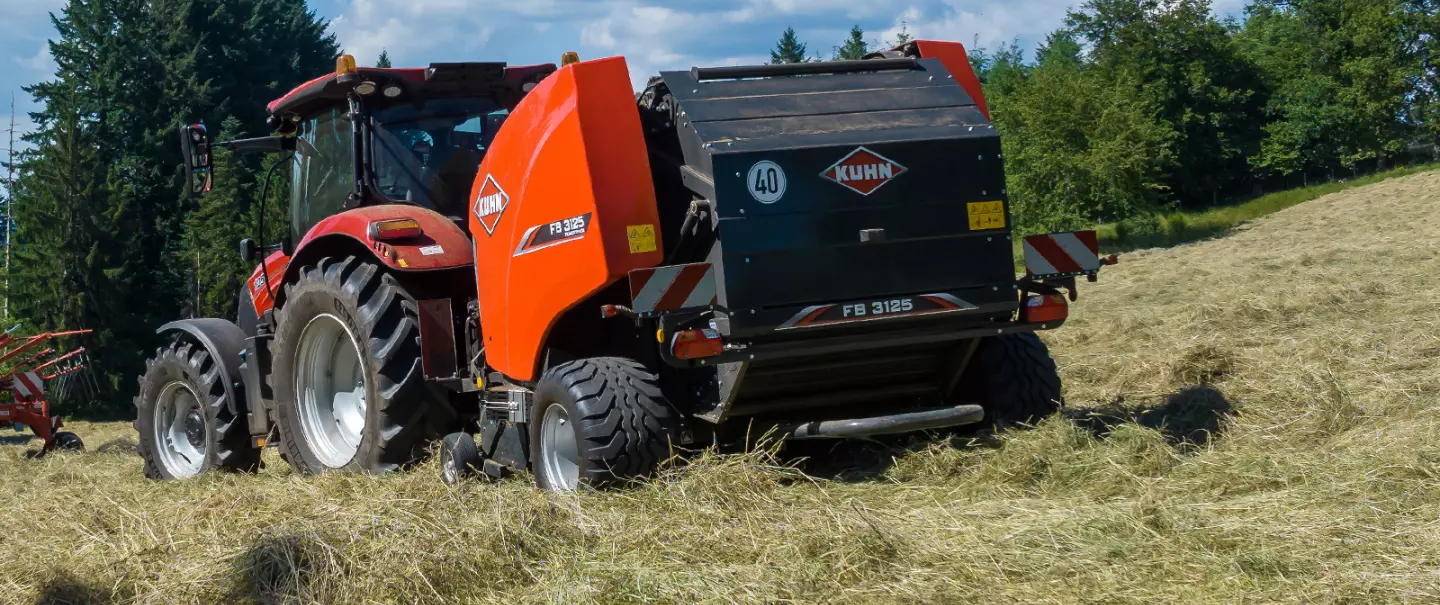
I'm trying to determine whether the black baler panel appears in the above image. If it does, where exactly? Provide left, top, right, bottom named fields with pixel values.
left=658, top=57, right=1016, bottom=329
left=719, top=232, right=1014, bottom=308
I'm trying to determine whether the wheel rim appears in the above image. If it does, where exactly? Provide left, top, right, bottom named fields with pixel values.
left=153, top=381, right=205, bottom=477
left=539, top=402, right=580, bottom=490
left=440, top=443, right=458, bottom=485
left=294, top=313, right=368, bottom=469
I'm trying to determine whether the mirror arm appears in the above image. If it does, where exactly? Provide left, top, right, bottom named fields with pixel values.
left=214, top=136, right=297, bottom=154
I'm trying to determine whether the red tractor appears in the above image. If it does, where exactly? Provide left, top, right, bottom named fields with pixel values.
left=141, top=43, right=1108, bottom=489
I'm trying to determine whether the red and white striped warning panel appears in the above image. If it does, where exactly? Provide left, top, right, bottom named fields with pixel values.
left=11, top=371, right=44, bottom=402
left=1023, top=230, right=1101, bottom=278
left=629, top=262, right=718, bottom=315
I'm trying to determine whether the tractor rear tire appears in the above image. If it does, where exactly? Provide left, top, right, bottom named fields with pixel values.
left=530, top=357, right=680, bottom=491
left=134, top=340, right=261, bottom=479
left=961, top=333, right=1064, bottom=426
left=271, top=256, right=453, bottom=474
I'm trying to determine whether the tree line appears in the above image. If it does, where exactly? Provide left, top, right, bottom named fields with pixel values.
left=774, top=0, right=1439, bottom=233
left=2, top=0, right=1435, bottom=414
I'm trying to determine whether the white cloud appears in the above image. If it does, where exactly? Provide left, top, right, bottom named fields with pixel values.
left=14, top=43, right=53, bottom=73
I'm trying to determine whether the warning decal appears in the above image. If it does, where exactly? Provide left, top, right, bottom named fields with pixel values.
left=967, top=201, right=1006, bottom=231
left=627, top=224, right=657, bottom=254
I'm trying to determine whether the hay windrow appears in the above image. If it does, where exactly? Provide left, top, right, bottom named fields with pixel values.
left=4, top=170, right=1440, bottom=603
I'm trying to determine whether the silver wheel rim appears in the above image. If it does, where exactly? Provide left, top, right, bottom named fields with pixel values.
left=295, top=313, right=367, bottom=469
left=441, top=442, right=458, bottom=485
left=153, top=380, right=205, bottom=478
left=539, top=402, right=580, bottom=491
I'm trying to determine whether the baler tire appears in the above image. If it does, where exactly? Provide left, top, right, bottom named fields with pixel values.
left=962, top=333, right=1063, bottom=426
left=134, top=340, right=261, bottom=479
left=439, top=432, right=481, bottom=486
left=271, top=256, right=454, bottom=474
left=530, top=357, right=680, bottom=491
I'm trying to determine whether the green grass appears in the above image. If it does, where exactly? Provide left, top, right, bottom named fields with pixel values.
left=1095, top=162, right=1439, bottom=253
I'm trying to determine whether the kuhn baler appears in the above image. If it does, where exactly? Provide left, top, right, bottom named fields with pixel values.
left=141, top=41, right=1107, bottom=490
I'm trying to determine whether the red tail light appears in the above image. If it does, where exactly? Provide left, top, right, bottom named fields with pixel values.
left=369, top=218, right=423, bottom=241
left=670, top=329, right=723, bottom=360
left=1023, top=294, right=1068, bottom=324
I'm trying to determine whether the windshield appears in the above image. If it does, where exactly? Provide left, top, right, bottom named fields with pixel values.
left=291, top=107, right=355, bottom=243
left=371, top=98, right=506, bottom=218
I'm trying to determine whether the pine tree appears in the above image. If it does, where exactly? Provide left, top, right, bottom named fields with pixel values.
left=377, top=49, right=392, bottom=68
left=10, top=0, right=337, bottom=412
left=770, top=27, right=810, bottom=63
left=890, top=21, right=913, bottom=46
left=834, top=25, right=869, bottom=60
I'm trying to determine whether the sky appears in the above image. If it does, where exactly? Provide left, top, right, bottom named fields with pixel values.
left=0, top=0, right=1251, bottom=152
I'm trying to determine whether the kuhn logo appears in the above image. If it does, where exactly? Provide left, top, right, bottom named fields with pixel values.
left=471, top=174, right=509, bottom=236
left=821, top=147, right=907, bottom=196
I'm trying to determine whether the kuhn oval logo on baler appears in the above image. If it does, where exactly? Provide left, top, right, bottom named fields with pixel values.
left=821, top=147, right=907, bottom=196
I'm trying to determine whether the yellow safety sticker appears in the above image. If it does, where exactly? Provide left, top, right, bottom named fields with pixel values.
left=967, top=201, right=1006, bottom=231
left=627, top=224, right=657, bottom=254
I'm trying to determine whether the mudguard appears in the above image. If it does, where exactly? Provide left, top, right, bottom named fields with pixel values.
left=470, top=56, right=664, bottom=381
left=155, top=318, right=247, bottom=416
left=245, top=204, right=474, bottom=316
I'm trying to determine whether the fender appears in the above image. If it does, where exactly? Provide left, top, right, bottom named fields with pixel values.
left=155, top=318, right=248, bottom=416
left=245, top=204, right=474, bottom=315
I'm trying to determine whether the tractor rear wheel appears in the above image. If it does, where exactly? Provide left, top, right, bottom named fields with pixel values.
left=134, top=340, right=260, bottom=479
left=271, top=256, right=453, bottom=474
left=959, top=332, right=1064, bottom=426
left=530, top=357, right=680, bottom=491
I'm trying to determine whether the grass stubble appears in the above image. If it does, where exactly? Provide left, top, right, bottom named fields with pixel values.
left=3, top=171, right=1440, bottom=604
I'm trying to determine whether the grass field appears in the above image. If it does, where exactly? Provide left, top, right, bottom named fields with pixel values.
left=1097, top=162, right=1439, bottom=253
left=4, top=169, right=1440, bottom=604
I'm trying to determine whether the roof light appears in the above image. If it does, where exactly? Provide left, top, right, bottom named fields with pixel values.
left=369, top=218, right=423, bottom=241
left=336, top=54, right=357, bottom=75
left=383, top=84, right=403, bottom=98
left=355, top=81, right=377, bottom=95
left=561, top=51, right=580, bottom=66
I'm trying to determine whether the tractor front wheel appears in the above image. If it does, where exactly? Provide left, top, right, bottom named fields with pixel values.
left=134, top=340, right=260, bottom=479
left=530, top=357, right=680, bottom=491
left=272, top=256, right=453, bottom=474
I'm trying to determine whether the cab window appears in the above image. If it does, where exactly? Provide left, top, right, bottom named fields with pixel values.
left=290, top=108, right=355, bottom=243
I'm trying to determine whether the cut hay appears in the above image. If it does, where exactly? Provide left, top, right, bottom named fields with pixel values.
left=4, top=170, right=1440, bottom=604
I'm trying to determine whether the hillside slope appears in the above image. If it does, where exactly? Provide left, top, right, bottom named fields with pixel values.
left=3, top=171, right=1439, bottom=604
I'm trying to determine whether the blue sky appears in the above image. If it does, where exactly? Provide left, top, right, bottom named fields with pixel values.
left=0, top=0, right=1250, bottom=149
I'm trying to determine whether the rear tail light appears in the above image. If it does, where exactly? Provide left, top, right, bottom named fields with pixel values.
left=670, top=329, right=723, bottom=360
left=1023, top=294, right=1068, bottom=324
left=369, top=218, right=423, bottom=241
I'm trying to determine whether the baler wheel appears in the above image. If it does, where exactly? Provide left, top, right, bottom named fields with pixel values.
left=439, top=432, right=481, bottom=485
left=271, top=256, right=453, bottom=474
left=134, top=340, right=261, bottom=479
left=530, top=357, right=680, bottom=491
left=960, top=333, right=1064, bottom=426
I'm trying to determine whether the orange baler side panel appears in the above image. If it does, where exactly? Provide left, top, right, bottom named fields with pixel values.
left=470, top=56, right=662, bottom=381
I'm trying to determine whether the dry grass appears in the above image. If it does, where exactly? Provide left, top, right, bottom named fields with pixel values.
left=5, top=169, right=1440, bottom=604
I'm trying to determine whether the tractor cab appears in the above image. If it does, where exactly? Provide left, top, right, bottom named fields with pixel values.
left=180, top=55, right=556, bottom=242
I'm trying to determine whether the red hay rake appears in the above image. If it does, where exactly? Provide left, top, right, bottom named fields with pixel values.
left=0, top=326, right=96, bottom=456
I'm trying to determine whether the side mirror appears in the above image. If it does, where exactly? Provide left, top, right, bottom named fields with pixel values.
left=239, top=238, right=258, bottom=263
left=179, top=123, right=212, bottom=195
